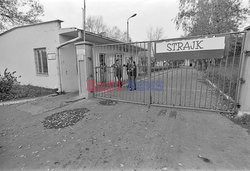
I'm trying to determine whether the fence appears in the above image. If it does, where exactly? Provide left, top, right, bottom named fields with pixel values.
left=92, top=32, right=246, bottom=112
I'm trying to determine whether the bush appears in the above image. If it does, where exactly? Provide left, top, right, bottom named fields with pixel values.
left=0, top=69, right=20, bottom=101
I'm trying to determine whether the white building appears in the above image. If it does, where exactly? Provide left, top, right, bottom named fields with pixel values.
left=0, top=20, right=121, bottom=92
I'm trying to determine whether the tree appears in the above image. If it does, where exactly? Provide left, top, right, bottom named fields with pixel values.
left=146, top=27, right=165, bottom=66
left=106, top=26, right=127, bottom=42
left=175, top=0, right=249, bottom=36
left=86, top=16, right=107, bottom=34
left=147, top=27, right=164, bottom=41
left=0, top=0, right=44, bottom=32
left=86, top=15, right=129, bottom=42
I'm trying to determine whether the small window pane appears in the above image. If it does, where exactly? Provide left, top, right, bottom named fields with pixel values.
left=42, top=50, right=48, bottom=73
left=38, top=51, right=42, bottom=73
left=34, top=48, right=48, bottom=75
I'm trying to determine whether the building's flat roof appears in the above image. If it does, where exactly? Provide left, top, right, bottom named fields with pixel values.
left=0, top=20, right=123, bottom=44
left=59, top=27, right=123, bottom=44
left=0, top=20, right=63, bottom=36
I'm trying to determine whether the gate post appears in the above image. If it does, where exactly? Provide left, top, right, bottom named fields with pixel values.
left=147, top=42, right=152, bottom=107
left=75, top=41, right=94, bottom=99
left=238, top=26, right=250, bottom=116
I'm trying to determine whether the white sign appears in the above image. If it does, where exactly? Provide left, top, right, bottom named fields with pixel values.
left=76, top=48, right=85, bottom=61
left=156, top=37, right=225, bottom=53
left=47, top=53, right=56, bottom=60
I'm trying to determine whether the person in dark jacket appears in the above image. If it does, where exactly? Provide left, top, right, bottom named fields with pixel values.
left=132, top=61, right=137, bottom=90
left=113, top=59, right=123, bottom=87
left=100, top=62, right=107, bottom=86
left=126, top=57, right=133, bottom=91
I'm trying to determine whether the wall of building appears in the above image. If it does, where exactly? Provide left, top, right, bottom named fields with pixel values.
left=0, top=21, right=61, bottom=89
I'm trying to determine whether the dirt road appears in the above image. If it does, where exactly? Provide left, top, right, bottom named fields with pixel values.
left=0, top=94, right=250, bottom=170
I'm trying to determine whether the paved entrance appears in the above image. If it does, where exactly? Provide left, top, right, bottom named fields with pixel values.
left=1, top=96, right=250, bottom=170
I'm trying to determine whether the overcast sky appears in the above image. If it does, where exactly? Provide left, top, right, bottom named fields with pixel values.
left=39, top=0, right=184, bottom=41
left=39, top=0, right=249, bottom=41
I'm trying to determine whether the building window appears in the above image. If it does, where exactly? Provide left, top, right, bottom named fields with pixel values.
left=99, top=53, right=106, bottom=65
left=34, top=48, right=48, bottom=75
left=115, top=54, right=123, bottom=64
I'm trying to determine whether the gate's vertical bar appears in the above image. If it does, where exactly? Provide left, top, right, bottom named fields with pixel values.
left=228, top=34, right=238, bottom=101
left=189, top=64, right=194, bottom=107
left=235, top=33, right=246, bottom=106
left=122, top=44, right=126, bottom=101
left=128, top=43, right=131, bottom=102
left=103, top=46, right=106, bottom=98
left=198, top=60, right=204, bottom=108
left=144, top=43, right=146, bottom=104
left=204, top=59, right=210, bottom=108
left=179, top=62, right=183, bottom=106
left=221, top=35, right=231, bottom=110
left=111, top=45, right=115, bottom=98
left=93, top=45, right=97, bottom=97
left=171, top=61, right=174, bottom=105
left=125, top=44, right=128, bottom=101
left=113, top=45, right=116, bottom=98
left=194, top=60, right=199, bottom=107
left=163, top=62, right=167, bottom=104
left=105, top=46, right=108, bottom=98
left=94, top=67, right=97, bottom=97
left=175, top=61, right=179, bottom=105
left=135, top=43, right=138, bottom=102
left=148, top=42, right=152, bottom=107
left=100, top=46, right=103, bottom=98
left=101, top=45, right=104, bottom=98
left=209, top=58, right=216, bottom=109
left=108, top=45, right=111, bottom=98
left=133, top=42, right=137, bottom=102
left=153, top=53, right=156, bottom=104
left=140, top=43, right=144, bottom=103
left=137, top=43, right=142, bottom=102
left=184, top=64, right=188, bottom=106
left=117, top=44, right=121, bottom=99
left=215, top=58, right=223, bottom=110
left=108, top=46, right=110, bottom=98
left=157, top=65, right=160, bottom=104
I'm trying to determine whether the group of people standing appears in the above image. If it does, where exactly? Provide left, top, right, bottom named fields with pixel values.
left=99, top=57, right=137, bottom=91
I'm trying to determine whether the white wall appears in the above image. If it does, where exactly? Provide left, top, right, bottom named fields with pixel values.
left=0, top=22, right=61, bottom=89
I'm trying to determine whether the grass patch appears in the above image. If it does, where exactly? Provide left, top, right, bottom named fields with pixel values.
left=0, top=84, right=56, bottom=102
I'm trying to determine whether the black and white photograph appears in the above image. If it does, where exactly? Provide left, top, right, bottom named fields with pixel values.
left=0, top=0, right=250, bottom=170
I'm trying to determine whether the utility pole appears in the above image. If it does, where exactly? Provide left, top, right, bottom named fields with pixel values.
left=82, top=0, right=86, bottom=41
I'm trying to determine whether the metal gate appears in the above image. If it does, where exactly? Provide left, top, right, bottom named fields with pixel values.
left=92, top=32, right=246, bottom=112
